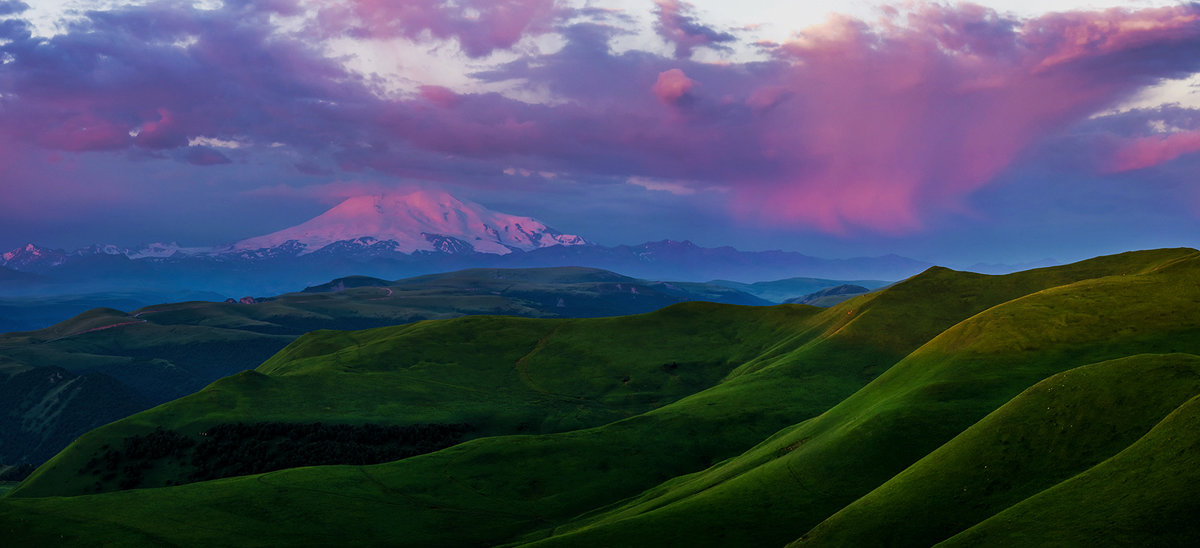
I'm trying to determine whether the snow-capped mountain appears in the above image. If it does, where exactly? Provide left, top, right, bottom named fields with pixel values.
left=228, top=190, right=586, bottom=256
left=0, top=189, right=942, bottom=297
left=1, top=244, right=68, bottom=272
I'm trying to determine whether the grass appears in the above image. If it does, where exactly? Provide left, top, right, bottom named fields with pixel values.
left=11, top=303, right=816, bottom=499
left=939, top=392, right=1200, bottom=547
left=793, top=353, right=1200, bottom=547
left=3, top=249, right=1200, bottom=546
left=512, top=249, right=1200, bottom=547
left=0, top=266, right=771, bottom=466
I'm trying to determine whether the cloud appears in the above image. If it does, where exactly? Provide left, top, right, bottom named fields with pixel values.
left=464, top=4, right=1200, bottom=233
left=419, top=85, right=462, bottom=108
left=189, top=136, right=247, bottom=149
left=0, top=1, right=28, bottom=17
left=627, top=176, right=696, bottom=195
left=731, top=3, right=1200, bottom=232
left=3, top=1, right=1200, bottom=242
left=652, top=0, right=735, bottom=59
left=135, top=108, right=189, bottom=150
left=651, top=68, right=694, bottom=104
left=312, top=0, right=561, bottom=58
left=0, top=1, right=370, bottom=157
left=1107, top=130, right=1200, bottom=172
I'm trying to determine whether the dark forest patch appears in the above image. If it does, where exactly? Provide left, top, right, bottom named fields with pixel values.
left=77, top=422, right=472, bottom=492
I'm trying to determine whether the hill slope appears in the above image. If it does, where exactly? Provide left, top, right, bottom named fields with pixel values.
left=2, top=249, right=1198, bottom=546
left=517, top=249, right=1200, bottom=547
left=0, top=267, right=765, bottom=466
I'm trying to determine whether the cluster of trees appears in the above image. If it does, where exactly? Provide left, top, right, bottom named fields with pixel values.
left=80, top=427, right=194, bottom=490
left=188, top=421, right=472, bottom=482
left=78, top=422, right=473, bottom=491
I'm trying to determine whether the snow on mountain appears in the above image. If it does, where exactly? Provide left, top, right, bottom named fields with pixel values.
left=126, top=242, right=213, bottom=259
left=1, top=244, right=68, bottom=270
left=229, top=190, right=587, bottom=255
left=74, top=244, right=130, bottom=256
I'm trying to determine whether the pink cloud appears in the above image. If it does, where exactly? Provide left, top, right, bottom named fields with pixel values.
left=5, top=0, right=1200, bottom=242
left=1020, top=7, right=1200, bottom=71
left=135, top=108, right=189, bottom=149
left=651, top=68, right=695, bottom=104
left=724, top=3, right=1200, bottom=233
left=1107, top=131, right=1200, bottom=172
left=419, top=85, right=461, bottom=108
left=314, top=0, right=559, bottom=58
left=746, top=85, right=789, bottom=111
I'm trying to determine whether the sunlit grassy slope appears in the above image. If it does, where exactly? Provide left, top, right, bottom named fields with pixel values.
left=791, top=353, right=1200, bottom=547
left=2, top=248, right=1199, bottom=547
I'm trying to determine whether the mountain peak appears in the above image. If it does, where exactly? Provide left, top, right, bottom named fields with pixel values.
left=230, top=190, right=586, bottom=255
left=1, top=243, right=68, bottom=270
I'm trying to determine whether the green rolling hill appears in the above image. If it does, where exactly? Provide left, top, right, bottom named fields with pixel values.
left=0, top=266, right=769, bottom=467
left=2, top=249, right=1199, bottom=546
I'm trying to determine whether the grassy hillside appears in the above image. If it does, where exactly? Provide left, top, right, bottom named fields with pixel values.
left=0, top=266, right=766, bottom=466
left=793, top=353, right=1200, bottom=547
left=11, top=303, right=811, bottom=498
left=2, top=249, right=1198, bottom=546
left=514, top=249, right=1200, bottom=547
left=940, top=391, right=1200, bottom=547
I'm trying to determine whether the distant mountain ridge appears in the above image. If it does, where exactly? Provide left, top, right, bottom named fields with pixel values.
left=0, top=191, right=1058, bottom=296
left=2, top=190, right=584, bottom=265
left=1, top=191, right=1069, bottom=298
left=0, top=246, right=929, bottom=303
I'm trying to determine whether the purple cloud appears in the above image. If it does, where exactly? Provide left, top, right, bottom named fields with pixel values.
left=1, top=1, right=1199, bottom=245
left=653, top=0, right=735, bottom=58
left=312, top=0, right=561, bottom=58
left=0, top=1, right=27, bottom=16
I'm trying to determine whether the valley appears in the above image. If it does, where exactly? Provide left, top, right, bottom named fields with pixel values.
left=2, top=248, right=1197, bottom=546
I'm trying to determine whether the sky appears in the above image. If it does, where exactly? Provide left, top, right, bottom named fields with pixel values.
left=1, top=0, right=1199, bottom=266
